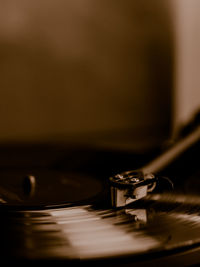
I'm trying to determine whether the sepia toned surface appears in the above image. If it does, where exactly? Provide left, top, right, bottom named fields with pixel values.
left=0, top=0, right=173, bottom=150
left=172, top=0, right=200, bottom=130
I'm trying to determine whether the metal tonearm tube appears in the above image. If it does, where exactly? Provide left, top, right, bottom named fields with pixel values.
left=109, top=125, right=200, bottom=207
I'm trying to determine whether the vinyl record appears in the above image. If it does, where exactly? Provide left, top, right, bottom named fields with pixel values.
left=1, top=143, right=200, bottom=266
left=0, top=170, right=103, bottom=208
left=1, top=191, right=200, bottom=265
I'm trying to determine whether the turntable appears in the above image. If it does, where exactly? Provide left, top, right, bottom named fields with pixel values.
left=0, top=116, right=200, bottom=266
left=0, top=1, right=200, bottom=265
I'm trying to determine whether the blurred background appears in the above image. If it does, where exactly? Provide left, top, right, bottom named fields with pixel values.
left=0, top=0, right=199, bottom=152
